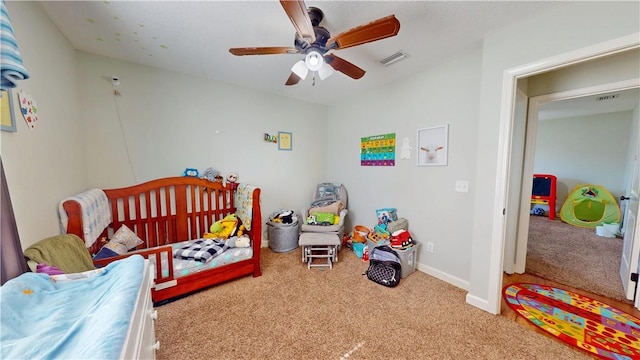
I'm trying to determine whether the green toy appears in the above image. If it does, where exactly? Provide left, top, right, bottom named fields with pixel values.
left=560, top=184, right=621, bottom=228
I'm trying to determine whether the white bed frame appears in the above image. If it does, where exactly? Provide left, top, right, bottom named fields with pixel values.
left=120, top=260, right=159, bottom=359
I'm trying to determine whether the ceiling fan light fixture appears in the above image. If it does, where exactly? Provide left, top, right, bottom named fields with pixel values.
left=305, top=50, right=324, bottom=72
left=291, top=60, right=309, bottom=80
left=318, top=62, right=334, bottom=80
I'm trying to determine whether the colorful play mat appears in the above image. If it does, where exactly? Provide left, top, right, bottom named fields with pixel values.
left=503, top=283, right=640, bottom=359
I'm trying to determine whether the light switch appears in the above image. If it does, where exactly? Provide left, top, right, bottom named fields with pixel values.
left=455, top=180, right=469, bottom=193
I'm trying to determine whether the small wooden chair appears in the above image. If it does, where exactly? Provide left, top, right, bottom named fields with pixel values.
left=531, top=174, right=557, bottom=220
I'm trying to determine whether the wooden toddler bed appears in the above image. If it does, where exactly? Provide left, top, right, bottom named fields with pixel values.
left=61, top=176, right=262, bottom=303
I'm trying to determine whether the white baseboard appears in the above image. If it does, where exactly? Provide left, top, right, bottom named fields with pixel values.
left=415, top=262, right=493, bottom=313
left=465, top=293, right=491, bottom=313
left=415, top=262, right=469, bottom=291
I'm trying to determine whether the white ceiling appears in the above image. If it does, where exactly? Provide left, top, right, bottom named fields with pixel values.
left=35, top=1, right=639, bottom=119
left=38, top=0, right=568, bottom=106
left=539, top=88, right=640, bottom=121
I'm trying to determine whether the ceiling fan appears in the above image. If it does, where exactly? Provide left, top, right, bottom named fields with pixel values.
left=229, top=0, right=400, bottom=86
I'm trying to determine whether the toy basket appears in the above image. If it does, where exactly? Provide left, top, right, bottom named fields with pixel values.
left=352, top=225, right=370, bottom=243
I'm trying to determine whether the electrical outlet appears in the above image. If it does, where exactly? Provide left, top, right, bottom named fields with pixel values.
left=426, top=241, right=434, bottom=253
left=455, top=180, right=469, bottom=193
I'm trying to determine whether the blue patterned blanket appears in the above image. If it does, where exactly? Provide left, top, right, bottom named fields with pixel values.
left=1, top=255, right=144, bottom=359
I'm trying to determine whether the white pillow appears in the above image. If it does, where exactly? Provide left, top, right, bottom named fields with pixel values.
left=111, top=225, right=143, bottom=250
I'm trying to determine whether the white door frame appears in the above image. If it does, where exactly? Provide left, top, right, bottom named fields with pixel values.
left=512, top=79, right=640, bottom=273
left=487, top=33, right=639, bottom=314
left=503, top=88, right=529, bottom=274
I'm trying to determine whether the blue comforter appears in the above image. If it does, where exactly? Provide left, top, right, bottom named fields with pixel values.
left=1, top=255, right=144, bottom=360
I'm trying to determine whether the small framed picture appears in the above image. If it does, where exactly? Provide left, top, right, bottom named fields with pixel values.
left=278, top=131, right=292, bottom=151
left=417, top=124, right=448, bottom=166
left=1, top=90, right=17, bottom=132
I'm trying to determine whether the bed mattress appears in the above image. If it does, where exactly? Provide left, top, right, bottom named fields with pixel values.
left=153, top=239, right=253, bottom=278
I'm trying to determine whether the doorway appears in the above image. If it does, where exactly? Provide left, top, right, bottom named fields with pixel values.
left=516, top=86, right=639, bottom=303
left=488, top=34, right=640, bottom=315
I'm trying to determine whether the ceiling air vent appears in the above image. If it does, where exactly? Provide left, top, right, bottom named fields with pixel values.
left=597, top=94, right=619, bottom=101
left=379, top=50, right=408, bottom=66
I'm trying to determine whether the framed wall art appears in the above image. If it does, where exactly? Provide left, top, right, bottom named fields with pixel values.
left=278, top=131, right=292, bottom=151
left=1, top=90, right=16, bottom=132
left=417, top=124, right=448, bottom=166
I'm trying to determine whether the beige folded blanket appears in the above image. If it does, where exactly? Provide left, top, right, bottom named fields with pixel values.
left=309, top=201, right=345, bottom=215
left=23, top=234, right=96, bottom=273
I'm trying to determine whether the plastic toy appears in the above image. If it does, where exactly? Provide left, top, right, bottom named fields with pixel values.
left=530, top=174, right=557, bottom=220
left=390, top=229, right=414, bottom=248
left=312, top=212, right=335, bottom=225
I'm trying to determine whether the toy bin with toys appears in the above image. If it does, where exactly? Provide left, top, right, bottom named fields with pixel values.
left=393, top=241, right=419, bottom=278
left=267, top=209, right=300, bottom=253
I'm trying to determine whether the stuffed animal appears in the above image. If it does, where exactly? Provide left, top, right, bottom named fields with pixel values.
left=237, top=224, right=246, bottom=237
left=271, top=210, right=295, bottom=224
left=204, top=214, right=238, bottom=239
left=226, top=235, right=250, bottom=248
left=227, top=172, right=239, bottom=190
left=183, top=168, right=199, bottom=177
left=201, top=167, right=217, bottom=182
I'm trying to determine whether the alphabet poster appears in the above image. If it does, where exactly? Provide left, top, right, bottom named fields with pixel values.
left=360, top=133, right=395, bottom=166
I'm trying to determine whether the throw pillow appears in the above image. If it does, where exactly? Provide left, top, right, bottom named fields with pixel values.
left=111, top=224, right=143, bottom=250
left=103, top=240, right=128, bottom=255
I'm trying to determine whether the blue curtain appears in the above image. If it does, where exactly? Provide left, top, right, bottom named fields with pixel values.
left=1, top=0, right=30, bottom=90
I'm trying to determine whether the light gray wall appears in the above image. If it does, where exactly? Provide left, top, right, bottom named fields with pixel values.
left=1, top=2, right=86, bottom=248
left=3, top=1, right=328, bottom=247
left=75, top=51, right=329, bottom=243
left=534, top=111, right=633, bottom=205
left=327, top=48, right=482, bottom=287
left=469, top=1, right=639, bottom=304
left=528, top=49, right=640, bottom=97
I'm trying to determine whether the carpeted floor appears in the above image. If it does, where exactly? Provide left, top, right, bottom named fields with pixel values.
left=155, top=248, right=590, bottom=359
left=526, top=215, right=628, bottom=303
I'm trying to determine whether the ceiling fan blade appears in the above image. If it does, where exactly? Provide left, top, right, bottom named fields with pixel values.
left=229, top=47, right=299, bottom=56
left=280, top=0, right=316, bottom=43
left=285, top=72, right=301, bottom=86
left=325, top=54, right=365, bottom=80
left=326, top=15, right=400, bottom=50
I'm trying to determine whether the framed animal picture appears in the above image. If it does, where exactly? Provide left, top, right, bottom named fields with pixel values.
left=417, top=124, right=448, bottom=166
